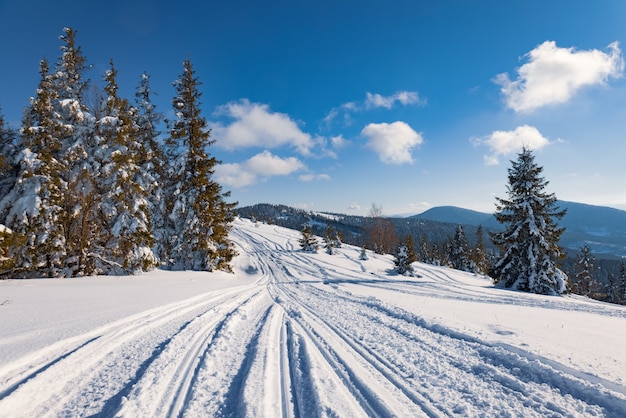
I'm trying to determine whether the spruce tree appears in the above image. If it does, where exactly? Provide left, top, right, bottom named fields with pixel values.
left=164, top=59, right=236, bottom=271
left=324, top=224, right=336, bottom=255
left=96, top=61, right=157, bottom=273
left=0, top=108, right=18, bottom=202
left=134, top=71, right=168, bottom=263
left=490, top=147, right=568, bottom=295
left=472, top=225, right=489, bottom=274
left=2, top=58, right=68, bottom=277
left=394, top=235, right=417, bottom=276
left=605, top=273, right=620, bottom=305
left=449, top=224, right=471, bottom=272
left=619, top=262, right=626, bottom=305
left=52, top=27, right=98, bottom=276
left=299, top=224, right=319, bottom=253
left=573, top=244, right=598, bottom=297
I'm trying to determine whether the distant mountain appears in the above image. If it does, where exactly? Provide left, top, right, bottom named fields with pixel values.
left=412, top=201, right=626, bottom=258
left=410, top=206, right=498, bottom=228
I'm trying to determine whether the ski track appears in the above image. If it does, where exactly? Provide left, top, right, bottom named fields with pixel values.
left=1, top=218, right=625, bottom=417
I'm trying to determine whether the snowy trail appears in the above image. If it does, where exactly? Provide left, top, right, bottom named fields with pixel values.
left=1, top=218, right=626, bottom=417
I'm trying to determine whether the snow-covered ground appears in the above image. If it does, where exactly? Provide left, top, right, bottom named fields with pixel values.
left=1, top=217, right=626, bottom=417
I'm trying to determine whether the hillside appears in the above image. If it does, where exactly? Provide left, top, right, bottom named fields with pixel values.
left=1, top=218, right=625, bottom=416
left=412, top=201, right=626, bottom=258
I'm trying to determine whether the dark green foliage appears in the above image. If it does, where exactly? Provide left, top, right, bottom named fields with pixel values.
left=299, top=224, right=319, bottom=253
left=490, top=148, right=568, bottom=295
left=164, top=60, right=237, bottom=272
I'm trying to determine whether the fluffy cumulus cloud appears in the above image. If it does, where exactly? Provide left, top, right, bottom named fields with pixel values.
left=215, top=150, right=304, bottom=187
left=495, top=41, right=624, bottom=113
left=361, top=121, right=423, bottom=164
left=473, top=125, right=551, bottom=165
left=212, top=99, right=315, bottom=155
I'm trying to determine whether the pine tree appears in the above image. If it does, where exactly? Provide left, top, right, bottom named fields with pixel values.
left=490, top=147, right=568, bottom=295
left=96, top=61, right=157, bottom=274
left=359, top=246, right=369, bottom=261
left=472, top=225, right=489, bottom=274
left=0, top=108, right=19, bottom=203
left=164, top=59, right=236, bottom=271
left=605, top=273, right=620, bottom=305
left=299, top=224, right=319, bottom=253
left=134, top=71, right=168, bottom=264
left=448, top=224, right=471, bottom=272
left=394, top=235, right=417, bottom=276
left=2, top=58, right=68, bottom=277
left=52, top=27, right=98, bottom=276
left=572, top=244, right=599, bottom=297
left=619, top=262, right=626, bottom=305
left=324, top=224, right=336, bottom=255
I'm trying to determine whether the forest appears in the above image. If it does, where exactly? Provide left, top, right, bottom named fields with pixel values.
left=0, top=28, right=235, bottom=278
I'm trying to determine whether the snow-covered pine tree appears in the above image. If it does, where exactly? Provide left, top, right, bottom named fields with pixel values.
left=1, top=58, right=69, bottom=277
left=394, top=235, right=417, bottom=276
left=605, top=273, right=620, bottom=305
left=52, top=27, right=99, bottom=276
left=164, top=59, right=236, bottom=271
left=0, top=108, right=19, bottom=202
left=324, top=224, right=336, bottom=255
left=472, top=225, right=489, bottom=274
left=299, top=224, right=319, bottom=253
left=96, top=61, right=157, bottom=274
left=490, top=147, right=568, bottom=295
left=448, top=224, right=471, bottom=272
left=359, top=246, right=369, bottom=261
left=619, top=262, right=626, bottom=305
left=134, top=71, right=168, bottom=264
left=572, top=244, right=598, bottom=297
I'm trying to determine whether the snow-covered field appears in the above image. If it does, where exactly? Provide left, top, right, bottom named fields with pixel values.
left=1, top=218, right=626, bottom=417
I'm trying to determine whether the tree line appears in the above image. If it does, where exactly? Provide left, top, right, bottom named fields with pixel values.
left=0, top=27, right=236, bottom=278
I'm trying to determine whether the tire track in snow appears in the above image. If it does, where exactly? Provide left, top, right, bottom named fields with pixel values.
left=0, top=285, right=260, bottom=417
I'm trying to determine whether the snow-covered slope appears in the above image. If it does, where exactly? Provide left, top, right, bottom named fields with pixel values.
left=1, top=218, right=625, bottom=417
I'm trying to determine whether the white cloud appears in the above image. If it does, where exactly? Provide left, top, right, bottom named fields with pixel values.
left=495, top=41, right=624, bottom=113
left=472, top=125, right=551, bottom=165
left=299, top=173, right=331, bottom=182
left=365, top=91, right=423, bottom=109
left=215, top=150, right=304, bottom=187
left=361, top=121, right=423, bottom=165
left=212, top=99, right=315, bottom=155
left=347, top=204, right=361, bottom=211
left=324, top=91, right=424, bottom=126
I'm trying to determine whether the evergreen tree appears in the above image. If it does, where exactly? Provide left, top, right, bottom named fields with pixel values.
left=605, top=273, right=620, bottom=305
left=134, top=71, right=168, bottom=263
left=164, top=59, right=236, bottom=271
left=490, top=147, right=568, bottom=295
left=2, top=58, right=69, bottom=277
left=572, top=244, right=599, bottom=297
left=96, top=61, right=157, bottom=273
left=51, top=27, right=98, bottom=276
left=394, top=236, right=417, bottom=276
left=472, top=225, right=489, bottom=274
left=359, top=245, right=369, bottom=261
left=448, top=224, right=471, bottom=272
left=419, top=235, right=430, bottom=263
left=299, top=224, right=319, bottom=253
left=619, top=262, right=626, bottom=305
left=324, top=224, right=337, bottom=255
left=0, top=108, right=19, bottom=203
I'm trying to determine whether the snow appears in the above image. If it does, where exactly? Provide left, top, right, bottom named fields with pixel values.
left=1, top=217, right=625, bottom=416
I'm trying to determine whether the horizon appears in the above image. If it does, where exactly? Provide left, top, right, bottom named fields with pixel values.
left=2, top=1, right=626, bottom=216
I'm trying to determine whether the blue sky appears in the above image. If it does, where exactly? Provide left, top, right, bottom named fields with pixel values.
left=2, top=1, right=626, bottom=216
